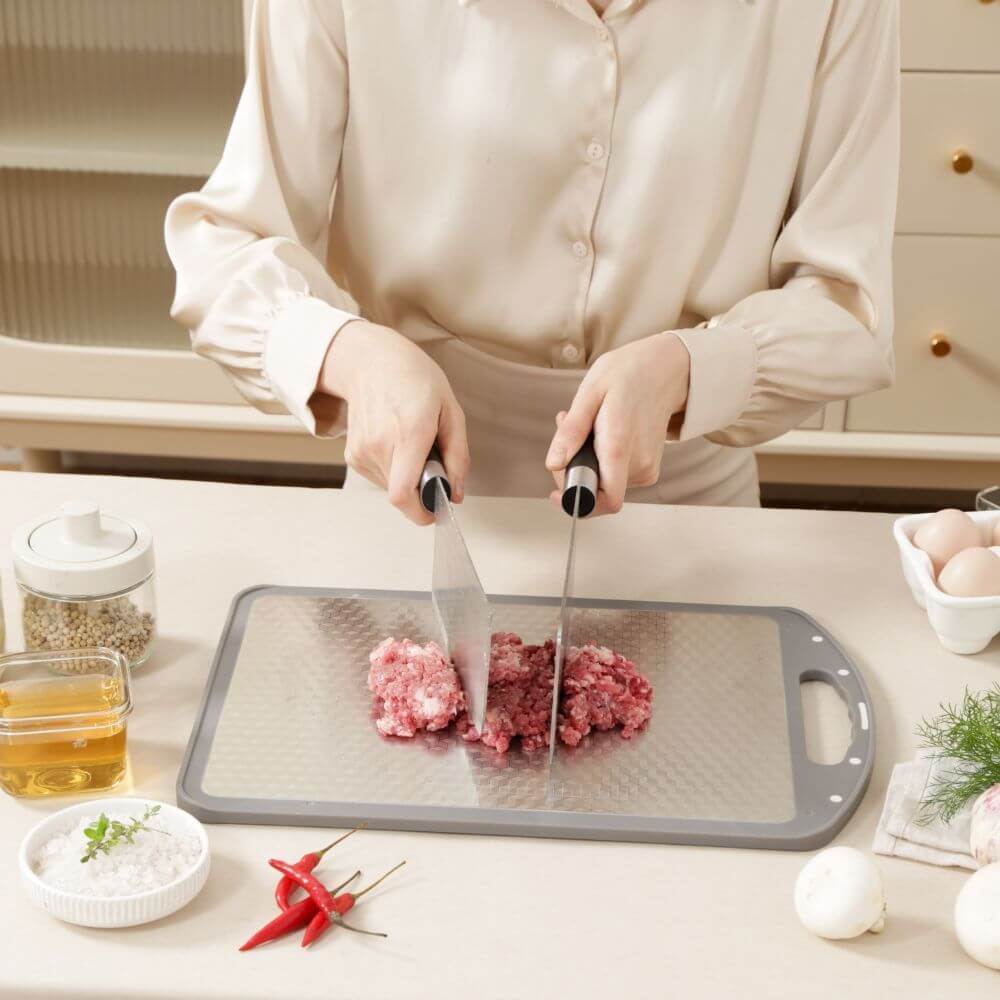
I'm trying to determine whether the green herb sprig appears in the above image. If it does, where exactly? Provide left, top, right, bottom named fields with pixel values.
left=80, top=804, right=167, bottom=863
left=916, top=685, right=1000, bottom=824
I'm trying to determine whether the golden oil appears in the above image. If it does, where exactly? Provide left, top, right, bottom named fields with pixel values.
left=0, top=673, right=128, bottom=797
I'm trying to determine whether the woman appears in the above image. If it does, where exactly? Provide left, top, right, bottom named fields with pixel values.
left=166, top=0, right=899, bottom=524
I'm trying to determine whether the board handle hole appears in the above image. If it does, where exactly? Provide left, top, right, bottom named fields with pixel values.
left=800, top=679, right=852, bottom=765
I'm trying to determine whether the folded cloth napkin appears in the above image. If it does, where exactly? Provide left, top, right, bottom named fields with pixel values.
left=873, top=752, right=979, bottom=870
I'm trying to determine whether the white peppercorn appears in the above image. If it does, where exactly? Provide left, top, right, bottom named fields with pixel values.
left=22, top=594, right=155, bottom=668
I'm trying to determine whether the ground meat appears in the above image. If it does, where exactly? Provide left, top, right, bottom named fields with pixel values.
left=367, top=637, right=465, bottom=738
left=369, top=633, right=653, bottom=751
left=456, top=634, right=554, bottom=753
left=557, top=643, right=653, bottom=747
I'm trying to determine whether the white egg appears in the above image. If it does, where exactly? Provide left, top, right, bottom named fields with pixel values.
left=913, top=509, right=982, bottom=577
left=794, top=846, right=886, bottom=940
left=938, top=548, right=1000, bottom=598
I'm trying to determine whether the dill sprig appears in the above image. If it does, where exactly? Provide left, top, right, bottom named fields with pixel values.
left=80, top=804, right=167, bottom=863
left=916, top=685, right=1000, bottom=824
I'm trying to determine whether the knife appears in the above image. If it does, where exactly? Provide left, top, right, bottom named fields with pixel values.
left=549, top=433, right=600, bottom=764
left=420, top=445, right=491, bottom=733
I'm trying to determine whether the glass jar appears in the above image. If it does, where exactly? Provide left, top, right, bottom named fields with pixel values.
left=0, top=647, right=134, bottom=798
left=12, top=501, right=156, bottom=669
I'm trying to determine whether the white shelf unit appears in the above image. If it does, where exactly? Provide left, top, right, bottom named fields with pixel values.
left=0, top=0, right=328, bottom=467
left=0, top=0, right=998, bottom=485
left=1, top=169, right=193, bottom=350
left=0, top=0, right=244, bottom=176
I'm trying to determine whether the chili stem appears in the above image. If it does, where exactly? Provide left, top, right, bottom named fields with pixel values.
left=330, top=916, right=388, bottom=939
left=354, top=860, right=406, bottom=901
left=329, top=870, right=362, bottom=896
left=315, top=824, right=367, bottom=861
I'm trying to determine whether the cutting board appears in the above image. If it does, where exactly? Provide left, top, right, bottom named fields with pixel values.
left=177, top=586, right=874, bottom=848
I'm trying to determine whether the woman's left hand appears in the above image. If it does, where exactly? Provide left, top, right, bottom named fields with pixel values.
left=545, top=332, right=691, bottom=515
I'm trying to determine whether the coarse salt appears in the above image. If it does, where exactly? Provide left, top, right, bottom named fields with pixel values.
left=32, top=807, right=202, bottom=898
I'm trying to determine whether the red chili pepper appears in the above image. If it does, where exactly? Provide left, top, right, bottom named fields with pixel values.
left=239, top=871, right=360, bottom=952
left=268, top=859, right=399, bottom=940
left=301, top=861, right=406, bottom=948
left=275, top=826, right=365, bottom=911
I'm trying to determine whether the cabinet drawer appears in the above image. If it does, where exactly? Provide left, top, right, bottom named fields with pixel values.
left=897, top=74, right=1000, bottom=237
left=845, top=236, right=1000, bottom=435
left=902, top=0, right=1000, bottom=72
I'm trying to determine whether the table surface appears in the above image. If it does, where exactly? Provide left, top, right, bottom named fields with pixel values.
left=2, top=471, right=999, bottom=999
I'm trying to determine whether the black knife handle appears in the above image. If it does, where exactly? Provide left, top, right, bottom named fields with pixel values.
left=561, top=433, right=599, bottom=518
left=420, top=444, right=452, bottom=514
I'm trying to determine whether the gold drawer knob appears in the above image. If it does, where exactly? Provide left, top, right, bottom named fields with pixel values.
left=952, top=150, right=974, bottom=174
left=930, top=334, right=952, bottom=358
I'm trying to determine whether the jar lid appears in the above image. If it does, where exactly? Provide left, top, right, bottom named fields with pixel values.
left=12, top=501, right=155, bottom=599
left=0, top=647, right=133, bottom=737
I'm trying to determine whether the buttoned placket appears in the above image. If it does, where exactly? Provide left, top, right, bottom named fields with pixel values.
left=553, top=12, right=620, bottom=370
left=456, top=0, right=632, bottom=371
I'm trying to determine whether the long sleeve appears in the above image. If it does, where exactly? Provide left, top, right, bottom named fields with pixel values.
left=164, top=0, right=358, bottom=435
left=673, top=0, right=900, bottom=447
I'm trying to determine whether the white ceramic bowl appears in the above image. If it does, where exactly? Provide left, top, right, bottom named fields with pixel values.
left=19, top=797, right=210, bottom=928
left=894, top=510, right=1000, bottom=655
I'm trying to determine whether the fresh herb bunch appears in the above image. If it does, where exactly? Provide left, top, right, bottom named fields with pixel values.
left=917, top=685, right=1000, bottom=824
left=80, top=804, right=166, bottom=863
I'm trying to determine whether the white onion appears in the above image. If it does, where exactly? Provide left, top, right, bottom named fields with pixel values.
left=794, top=846, right=886, bottom=940
left=970, top=785, right=1000, bottom=866
left=955, top=863, right=1000, bottom=970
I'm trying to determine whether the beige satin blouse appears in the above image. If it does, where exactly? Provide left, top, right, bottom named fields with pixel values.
left=166, top=0, right=899, bottom=463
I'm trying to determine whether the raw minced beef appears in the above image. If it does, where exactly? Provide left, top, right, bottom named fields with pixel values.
left=558, top=643, right=654, bottom=747
left=367, top=632, right=653, bottom=751
left=367, top=637, right=465, bottom=738
left=456, top=633, right=555, bottom=753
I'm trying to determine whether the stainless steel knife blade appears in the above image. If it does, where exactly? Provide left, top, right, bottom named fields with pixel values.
left=549, top=433, right=599, bottom=765
left=420, top=454, right=491, bottom=733
left=549, top=485, right=580, bottom=765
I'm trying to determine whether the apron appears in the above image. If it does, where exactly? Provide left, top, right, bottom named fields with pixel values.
left=345, top=338, right=760, bottom=507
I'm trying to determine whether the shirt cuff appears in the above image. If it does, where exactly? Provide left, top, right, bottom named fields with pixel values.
left=670, top=324, right=757, bottom=442
left=262, top=295, right=358, bottom=436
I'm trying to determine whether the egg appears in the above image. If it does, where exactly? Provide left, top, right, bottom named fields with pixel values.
left=938, top=548, right=1000, bottom=598
left=913, top=509, right=981, bottom=576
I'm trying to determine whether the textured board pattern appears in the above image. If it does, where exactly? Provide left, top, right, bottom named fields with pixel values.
left=201, top=593, right=794, bottom=823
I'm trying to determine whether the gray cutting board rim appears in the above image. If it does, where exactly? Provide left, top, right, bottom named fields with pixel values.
left=176, top=585, right=875, bottom=850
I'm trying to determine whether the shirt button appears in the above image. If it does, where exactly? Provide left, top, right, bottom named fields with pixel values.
left=595, top=26, right=609, bottom=42
left=587, top=142, right=605, bottom=162
left=561, top=343, right=581, bottom=363
left=572, top=241, right=589, bottom=258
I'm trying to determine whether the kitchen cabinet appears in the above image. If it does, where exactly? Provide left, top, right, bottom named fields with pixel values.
left=847, top=236, right=1000, bottom=435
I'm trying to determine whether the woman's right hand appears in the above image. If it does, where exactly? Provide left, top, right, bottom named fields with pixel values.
left=318, top=320, right=470, bottom=525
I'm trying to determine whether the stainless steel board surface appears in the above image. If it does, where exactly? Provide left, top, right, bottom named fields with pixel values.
left=178, top=587, right=875, bottom=848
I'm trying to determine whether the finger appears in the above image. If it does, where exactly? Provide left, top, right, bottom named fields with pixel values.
left=593, top=488, right=628, bottom=518
left=546, top=384, right=603, bottom=471
left=387, top=425, right=437, bottom=526
left=593, top=407, right=629, bottom=515
left=438, top=401, right=471, bottom=503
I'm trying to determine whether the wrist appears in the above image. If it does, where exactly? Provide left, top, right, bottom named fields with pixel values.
left=319, top=318, right=368, bottom=402
left=658, top=332, right=691, bottom=414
